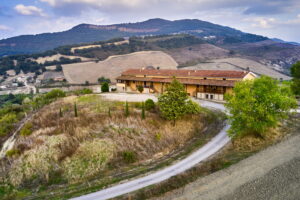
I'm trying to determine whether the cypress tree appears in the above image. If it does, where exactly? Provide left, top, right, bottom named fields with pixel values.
left=125, top=101, right=129, bottom=117
left=74, top=103, right=78, bottom=117
left=141, top=102, right=145, bottom=119
left=59, top=108, right=63, bottom=117
left=108, top=107, right=111, bottom=118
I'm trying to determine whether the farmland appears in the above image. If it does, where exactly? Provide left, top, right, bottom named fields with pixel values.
left=63, top=51, right=178, bottom=84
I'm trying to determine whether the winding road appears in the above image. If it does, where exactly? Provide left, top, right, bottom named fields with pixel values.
left=72, top=94, right=230, bottom=200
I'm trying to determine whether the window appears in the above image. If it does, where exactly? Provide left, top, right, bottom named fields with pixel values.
left=210, top=94, right=214, bottom=99
left=206, top=94, right=209, bottom=99
left=223, top=78, right=226, bottom=80
left=204, top=77, right=207, bottom=80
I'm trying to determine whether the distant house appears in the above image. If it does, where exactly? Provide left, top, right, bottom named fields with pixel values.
left=116, top=68, right=256, bottom=101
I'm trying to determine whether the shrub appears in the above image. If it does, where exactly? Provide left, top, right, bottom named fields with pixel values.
left=137, top=85, right=144, bottom=93
left=185, top=100, right=201, bottom=114
left=122, top=151, right=137, bottom=163
left=101, top=82, right=109, bottom=93
left=155, top=133, right=161, bottom=141
left=20, top=122, right=33, bottom=136
left=74, top=88, right=93, bottom=95
left=6, top=149, right=20, bottom=157
left=145, top=99, right=155, bottom=111
left=44, top=89, right=66, bottom=100
left=9, top=135, right=68, bottom=186
left=62, top=139, right=114, bottom=183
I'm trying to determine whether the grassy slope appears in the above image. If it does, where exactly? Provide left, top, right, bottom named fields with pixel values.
left=0, top=95, right=225, bottom=200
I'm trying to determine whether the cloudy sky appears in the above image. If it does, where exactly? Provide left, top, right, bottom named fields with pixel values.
left=0, top=0, right=300, bottom=42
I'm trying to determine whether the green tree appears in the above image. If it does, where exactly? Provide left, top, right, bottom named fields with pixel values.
left=225, top=76, right=297, bottom=138
left=290, top=61, right=300, bottom=95
left=125, top=101, right=129, bottom=117
left=145, top=99, right=155, bottom=111
left=141, top=102, right=145, bottom=119
left=101, top=82, right=109, bottom=93
left=74, top=103, right=78, bottom=117
left=158, top=78, right=200, bottom=125
left=108, top=107, right=111, bottom=118
left=98, top=76, right=111, bottom=84
left=59, top=108, right=63, bottom=118
left=137, top=85, right=144, bottom=93
left=55, top=64, right=63, bottom=72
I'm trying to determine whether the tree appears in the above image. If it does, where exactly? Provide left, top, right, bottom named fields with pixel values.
left=101, top=82, right=109, bottom=93
left=125, top=101, right=129, bottom=117
left=290, top=61, right=300, bottom=95
left=158, top=78, right=200, bottom=125
left=55, top=64, right=63, bottom=72
left=59, top=108, right=63, bottom=118
left=137, top=85, right=144, bottom=93
left=141, top=102, right=145, bottom=119
left=225, top=76, right=297, bottom=139
left=145, top=99, right=155, bottom=111
left=74, top=103, right=78, bottom=117
left=108, top=107, right=111, bottom=118
left=98, top=76, right=111, bottom=84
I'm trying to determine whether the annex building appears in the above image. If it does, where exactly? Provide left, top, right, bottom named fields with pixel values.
left=116, top=68, right=256, bottom=101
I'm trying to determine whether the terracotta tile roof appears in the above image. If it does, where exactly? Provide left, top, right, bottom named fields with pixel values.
left=121, top=69, right=248, bottom=79
left=116, top=75, right=237, bottom=87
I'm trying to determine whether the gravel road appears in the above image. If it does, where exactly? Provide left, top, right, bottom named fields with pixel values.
left=155, top=131, right=300, bottom=200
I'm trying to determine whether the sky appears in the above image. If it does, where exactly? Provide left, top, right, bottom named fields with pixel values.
left=0, top=0, right=300, bottom=42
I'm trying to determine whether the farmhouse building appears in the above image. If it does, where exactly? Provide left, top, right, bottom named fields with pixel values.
left=116, top=69, right=256, bottom=101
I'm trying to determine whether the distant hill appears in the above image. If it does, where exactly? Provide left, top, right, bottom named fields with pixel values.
left=0, top=18, right=268, bottom=56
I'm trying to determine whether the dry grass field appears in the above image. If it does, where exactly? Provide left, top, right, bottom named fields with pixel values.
left=4, top=95, right=210, bottom=188
left=166, top=44, right=229, bottom=65
left=63, top=51, right=178, bottom=84
left=183, top=57, right=291, bottom=80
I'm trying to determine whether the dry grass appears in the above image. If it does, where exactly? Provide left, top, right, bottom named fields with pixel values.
left=62, top=51, right=178, bottom=84
left=6, top=95, right=206, bottom=187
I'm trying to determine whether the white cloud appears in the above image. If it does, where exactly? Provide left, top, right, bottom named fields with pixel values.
left=244, top=17, right=277, bottom=29
left=14, top=4, right=47, bottom=17
left=0, top=25, right=11, bottom=31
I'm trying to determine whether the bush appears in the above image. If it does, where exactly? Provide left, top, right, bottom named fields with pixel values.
left=20, top=122, right=33, bottom=136
left=101, top=82, right=109, bottom=93
left=74, top=88, right=93, bottom=95
left=185, top=100, right=201, bottom=114
left=145, top=99, right=155, bottom=111
left=122, top=151, right=137, bottom=163
left=63, top=139, right=114, bottom=183
left=137, top=85, right=144, bottom=93
left=6, top=149, right=20, bottom=157
left=44, top=89, right=66, bottom=100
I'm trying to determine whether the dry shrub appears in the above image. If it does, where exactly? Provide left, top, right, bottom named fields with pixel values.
left=233, top=128, right=282, bottom=152
left=62, top=139, right=114, bottom=183
left=9, top=135, right=69, bottom=186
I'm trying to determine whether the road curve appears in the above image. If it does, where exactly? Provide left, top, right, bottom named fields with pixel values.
left=71, top=96, right=230, bottom=200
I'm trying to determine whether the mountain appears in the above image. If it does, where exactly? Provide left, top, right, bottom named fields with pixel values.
left=0, top=18, right=268, bottom=56
left=272, top=38, right=300, bottom=46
